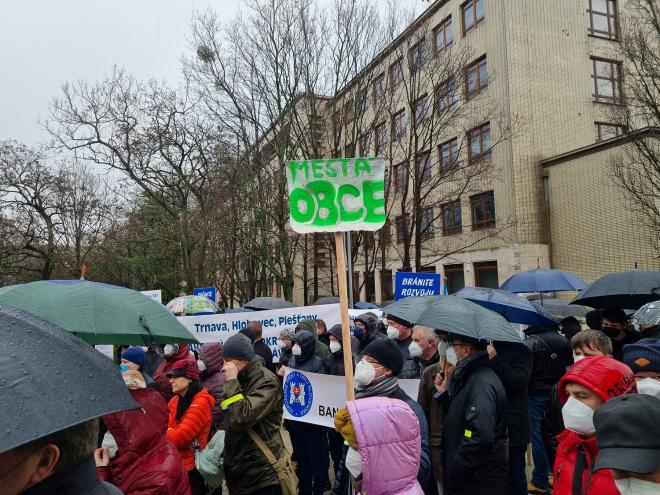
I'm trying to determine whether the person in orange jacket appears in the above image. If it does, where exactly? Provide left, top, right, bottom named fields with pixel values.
left=553, top=355, right=636, bottom=495
left=166, top=359, right=215, bottom=495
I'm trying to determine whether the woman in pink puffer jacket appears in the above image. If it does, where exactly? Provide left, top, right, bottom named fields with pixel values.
left=341, top=396, right=424, bottom=495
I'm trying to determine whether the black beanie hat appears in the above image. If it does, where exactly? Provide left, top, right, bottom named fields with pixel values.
left=223, top=333, right=256, bottom=361
left=362, top=338, right=404, bottom=376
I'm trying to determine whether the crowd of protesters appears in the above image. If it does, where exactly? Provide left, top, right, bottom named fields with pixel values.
left=3, top=301, right=660, bottom=495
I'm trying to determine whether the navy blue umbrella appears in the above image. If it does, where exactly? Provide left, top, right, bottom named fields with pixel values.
left=354, top=301, right=380, bottom=309
left=500, top=268, right=587, bottom=293
left=456, top=287, right=557, bottom=327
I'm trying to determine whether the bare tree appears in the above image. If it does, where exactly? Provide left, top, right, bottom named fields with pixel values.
left=609, top=0, right=660, bottom=251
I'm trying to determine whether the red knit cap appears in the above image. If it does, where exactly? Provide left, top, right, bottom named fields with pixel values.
left=558, top=355, right=636, bottom=405
left=165, top=359, right=200, bottom=381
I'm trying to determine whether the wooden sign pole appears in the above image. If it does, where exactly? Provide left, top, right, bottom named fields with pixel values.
left=334, top=231, right=355, bottom=401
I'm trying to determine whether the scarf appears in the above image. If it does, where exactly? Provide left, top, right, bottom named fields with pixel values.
left=355, top=376, right=399, bottom=399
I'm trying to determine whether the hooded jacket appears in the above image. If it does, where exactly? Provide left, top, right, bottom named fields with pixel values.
left=437, top=351, right=510, bottom=495
left=166, top=387, right=215, bottom=471
left=355, top=312, right=386, bottom=358
left=98, top=388, right=191, bottom=495
left=553, top=356, right=636, bottom=495
left=349, top=397, right=424, bottom=495
left=289, top=329, right=328, bottom=374
left=24, top=457, right=124, bottom=495
left=327, top=324, right=360, bottom=376
left=222, top=358, right=285, bottom=495
left=296, top=319, right=332, bottom=367
left=154, top=344, right=196, bottom=402
left=198, top=342, right=226, bottom=429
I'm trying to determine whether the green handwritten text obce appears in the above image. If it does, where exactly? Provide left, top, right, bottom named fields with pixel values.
left=289, top=180, right=386, bottom=227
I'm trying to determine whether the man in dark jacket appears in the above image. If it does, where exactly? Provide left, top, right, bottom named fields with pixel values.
left=247, top=321, right=275, bottom=373
left=198, top=342, right=226, bottom=430
left=296, top=319, right=332, bottom=368
left=316, top=319, right=330, bottom=347
left=354, top=312, right=385, bottom=359
left=334, top=338, right=433, bottom=494
left=601, top=308, right=640, bottom=361
left=384, top=314, right=420, bottom=379
left=288, top=330, right=329, bottom=495
left=487, top=340, right=532, bottom=495
left=524, top=325, right=573, bottom=494
left=0, top=418, right=124, bottom=495
left=434, top=334, right=510, bottom=495
left=220, top=333, right=286, bottom=495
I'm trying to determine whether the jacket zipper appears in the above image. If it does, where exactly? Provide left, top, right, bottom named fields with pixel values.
left=582, top=446, right=593, bottom=495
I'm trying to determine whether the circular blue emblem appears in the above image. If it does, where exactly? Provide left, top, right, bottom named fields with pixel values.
left=284, top=370, right=313, bottom=417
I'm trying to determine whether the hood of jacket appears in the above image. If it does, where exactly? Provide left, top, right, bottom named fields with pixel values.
left=166, top=343, right=190, bottom=362
left=102, top=388, right=168, bottom=455
left=348, top=397, right=423, bottom=495
left=296, top=319, right=318, bottom=339
left=558, top=355, right=636, bottom=404
left=199, top=342, right=224, bottom=375
left=355, top=312, right=379, bottom=340
left=293, top=329, right=317, bottom=363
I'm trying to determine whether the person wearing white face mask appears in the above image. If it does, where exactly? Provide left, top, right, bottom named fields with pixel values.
left=552, top=355, right=636, bottom=495
left=623, top=339, right=660, bottom=399
left=333, top=338, right=434, bottom=495
left=410, top=326, right=439, bottom=372
left=384, top=314, right=421, bottom=379
left=593, top=394, right=660, bottom=495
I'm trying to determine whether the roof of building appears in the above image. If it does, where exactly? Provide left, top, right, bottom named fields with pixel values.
left=540, top=126, right=660, bottom=168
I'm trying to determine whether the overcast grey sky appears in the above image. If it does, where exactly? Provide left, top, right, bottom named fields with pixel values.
left=0, top=0, right=421, bottom=146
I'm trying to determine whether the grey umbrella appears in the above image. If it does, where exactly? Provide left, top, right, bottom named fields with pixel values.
left=0, top=305, right=138, bottom=454
left=312, top=296, right=340, bottom=305
left=527, top=296, right=591, bottom=318
left=244, top=296, right=297, bottom=311
left=383, top=295, right=522, bottom=343
left=571, top=270, right=660, bottom=309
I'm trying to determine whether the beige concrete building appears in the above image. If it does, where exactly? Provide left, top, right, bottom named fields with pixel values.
left=288, top=0, right=659, bottom=305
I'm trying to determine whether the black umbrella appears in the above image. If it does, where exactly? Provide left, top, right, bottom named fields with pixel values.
left=571, top=270, right=660, bottom=310
left=244, top=297, right=297, bottom=311
left=0, top=305, right=138, bottom=454
left=312, top=296, right=340, bottom=306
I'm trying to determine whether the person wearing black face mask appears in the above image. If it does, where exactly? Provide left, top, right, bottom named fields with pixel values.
left=601, top=308, right=640, bottom=361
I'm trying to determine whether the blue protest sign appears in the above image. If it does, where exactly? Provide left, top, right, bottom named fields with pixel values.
left=394, top=272, right=441, bottom=300
left=193, top=287, right=217, bottom=303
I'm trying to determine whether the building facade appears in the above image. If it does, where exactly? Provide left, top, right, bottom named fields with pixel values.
left=290, top=0, right=659, bottom=305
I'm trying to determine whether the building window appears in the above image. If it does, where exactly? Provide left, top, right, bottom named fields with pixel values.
left=392, top=110, right=407, bottom=139
left=462, top=0, right=485, bottom=36
left=465, top=56, right=488, bottom=100
left=439, top=138, right=460, bottom=171
left=365, top=271, right=376, bottom=301
left=413, top=94, right=430, bottom=126
left=359, top=131, right=372, bottom=156
left=441, top=200, right=462, bottom=235
left=373, top=73, right=386, bottom=103
left=420, top=206, right=435, bottom=241
left=375, top=121, right=388, bottom=155
left=474, top=261, right=499, bottom=288
left=315, top=250, right=328, bottom=268
left=595, top=122, right=624, bottom=141
left=444, top=264, right=465, bottom=294
left=436, top=79, right=457, bottom=112
left=409, top=38, right=429, bottom=71
left=395, top=162, right=408, bottom=192
left=396, top=214, right=411, bottom=243
left=467, top=122, right=491, bottom=163
left=470, top=191, right=495, bottom=230
left=417, top=152, right=432, bottom=182
left=587, top=0, right=618, bottom=40
left=381, top=269, right=394, bottom=301
left=591, top=57, right=622, bottom=104
left=357, top=88, right=368, bottom=114
left=343, top=101, right=354, bottom=124
left=433, top=16, right=454, bottom=55
left=380, top=222, right=392, bottom=247
left=390, top=58, right=404, bottom=92
left=344, top=142, right=355, bottom=158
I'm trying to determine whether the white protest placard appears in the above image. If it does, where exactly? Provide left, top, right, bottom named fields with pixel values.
left=282, top=367, right=419, bottom=427
left=286, top=157, right=387, bottom=234
left=177, top=303, right=381, bottom=362
left=140, top=289, right=162, bottom=304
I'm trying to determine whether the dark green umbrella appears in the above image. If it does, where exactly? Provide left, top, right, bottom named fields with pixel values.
left=0, top=280, right=199, bottom=345
left=383, top=295, right=522, bottom=343
left=0, top=304, right=138, bottom=453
